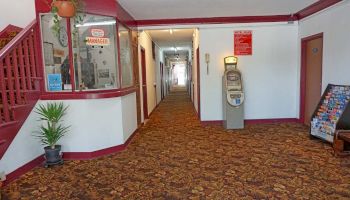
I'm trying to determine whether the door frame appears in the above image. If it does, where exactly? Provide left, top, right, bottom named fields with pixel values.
left=141, top=46, right=149, bottom=120
left=196, top=47, right=201, bottom=120
left=299, top=32, right=323, bottom=123
left=160, top=62, right=164, bottom=100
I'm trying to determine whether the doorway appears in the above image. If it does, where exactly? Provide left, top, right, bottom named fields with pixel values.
left=160, top=62, right=164, bottom=100
left=196, top=47, right=200, bottom=120
left=300, top=33, right=323, bottom=125
left=141, top=47, right=148, bottom=120
left=132, top=31, right=141, bottom=126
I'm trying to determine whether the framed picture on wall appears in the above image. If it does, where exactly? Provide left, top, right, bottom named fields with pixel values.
left=43, top=42, right=54, bottom=65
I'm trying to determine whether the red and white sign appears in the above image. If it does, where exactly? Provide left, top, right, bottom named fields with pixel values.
left=91, top=29, right=105, bottom=38
left=234, top=30, right=252, bottom=55
left=86, top=37, right=110, bottom=46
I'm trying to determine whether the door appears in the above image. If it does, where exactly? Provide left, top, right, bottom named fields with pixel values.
left=196, top=47, right=201, bottom=120
left=132, top=31, right=141, bottom=126
left=160, top=62, right=164, bottom=100
left=301, top=34, right=323, bottom=125
left=141, top=47, right=148, bottom=120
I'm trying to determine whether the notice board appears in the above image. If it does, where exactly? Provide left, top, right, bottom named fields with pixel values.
left=234, top=30, right=252, bottom=55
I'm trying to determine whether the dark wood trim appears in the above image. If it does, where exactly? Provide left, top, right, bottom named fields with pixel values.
left=40, top=87, right=137, bottom=100
left=296, top=0, right=342, bottom=20
left=196, top=47, right=201, bottom=120
left=140, top=46, right=149, bottom=119
left=136, top=15, right=297, bottom=26
left=135, top=1, right=342, bottom=26
left=299, top=33, right=323, bottom=123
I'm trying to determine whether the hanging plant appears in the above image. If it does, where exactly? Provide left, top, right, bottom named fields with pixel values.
left=44, top=0, right=85, bottom=37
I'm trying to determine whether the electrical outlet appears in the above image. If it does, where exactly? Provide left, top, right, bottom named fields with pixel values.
left=0, top=171, right=6, bottom=181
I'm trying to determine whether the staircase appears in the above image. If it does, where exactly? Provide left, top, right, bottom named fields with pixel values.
left=0, top=20, right=42, bottom=159
left=0, top=24, right=22, bottom=50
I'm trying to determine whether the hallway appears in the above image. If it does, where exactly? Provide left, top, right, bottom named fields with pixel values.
left=3, top=92, right=350, bottom=199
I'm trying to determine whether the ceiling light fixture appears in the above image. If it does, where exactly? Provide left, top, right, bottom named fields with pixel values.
left=75, top=20, right=116, bottom=27
left=170, top=29, right=173, bottom=34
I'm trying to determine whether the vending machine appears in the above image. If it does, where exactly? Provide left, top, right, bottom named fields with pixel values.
left=222, top=56, right=244, bottom=129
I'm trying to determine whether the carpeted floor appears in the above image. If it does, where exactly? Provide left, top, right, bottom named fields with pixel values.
left=2, top=91, right=350, bottom=199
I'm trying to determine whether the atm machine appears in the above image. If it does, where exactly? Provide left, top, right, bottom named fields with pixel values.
left=222, top=56, right=244, bottom=129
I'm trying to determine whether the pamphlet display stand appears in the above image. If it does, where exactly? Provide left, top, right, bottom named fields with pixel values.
left=310, top=84, right=350, bottom=143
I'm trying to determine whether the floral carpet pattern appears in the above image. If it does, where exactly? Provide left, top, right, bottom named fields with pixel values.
left=3, top=91, right=350, bottom=199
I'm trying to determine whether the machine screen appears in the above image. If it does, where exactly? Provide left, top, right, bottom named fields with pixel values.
left=226, top=71, right=241, bottom=87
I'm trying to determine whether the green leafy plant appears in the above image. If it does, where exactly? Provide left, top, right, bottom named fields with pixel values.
left=34, top=102, right=70, bottom=149
left=44, top=0, right=85, bottom=37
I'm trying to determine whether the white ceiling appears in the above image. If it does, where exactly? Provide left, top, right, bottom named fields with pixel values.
left=118, top=0, right=318, bottom=20
left=146, top=29, right=194, bottom=58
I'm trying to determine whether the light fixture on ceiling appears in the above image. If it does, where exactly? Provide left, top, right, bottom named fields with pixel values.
left=75, top=20, right=116, bottom=27
left=169, top=29, right=173, bottom=34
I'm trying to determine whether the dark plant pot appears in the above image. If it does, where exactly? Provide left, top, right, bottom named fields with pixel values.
left=44, top=145, right=62, bottom=164
left=56, top=1, right=76, bottom=18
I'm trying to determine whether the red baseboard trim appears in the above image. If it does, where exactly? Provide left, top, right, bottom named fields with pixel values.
left=201, top=120, right=223, bottom=126
left=148, top=102, right=161, bottom=117
left=245, top=118, right=299, bottom=124
left=63, top=128, right=138, bottom=160
left=201, top=118, right=300, bottom=126
left=3, top=154, right=44, bottom=186
left=2, top=129, right=139, bottom=186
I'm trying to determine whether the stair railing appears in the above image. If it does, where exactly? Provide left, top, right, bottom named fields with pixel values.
left=0, top=20, right=41, bottom=125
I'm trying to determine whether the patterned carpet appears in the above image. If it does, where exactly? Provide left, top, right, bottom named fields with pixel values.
left=2, top=91, right=350, bottom=199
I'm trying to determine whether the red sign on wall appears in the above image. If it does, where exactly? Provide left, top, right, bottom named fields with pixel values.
left=234, top=30, right=252, bottom=55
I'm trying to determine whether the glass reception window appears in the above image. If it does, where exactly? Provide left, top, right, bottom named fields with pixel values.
left=71, top=14, right=119, bottom=90
left=40, top=14, right=71, bottom=92
left=118, top=24, right=133, bottom=87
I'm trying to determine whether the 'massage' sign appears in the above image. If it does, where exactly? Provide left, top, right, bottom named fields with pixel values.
left=85, top=37, right=110, bottom=46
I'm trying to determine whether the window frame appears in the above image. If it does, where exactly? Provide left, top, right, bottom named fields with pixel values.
left=117, top=21, right=134, bottom=88
left=38, top=12, right=136, bottom=99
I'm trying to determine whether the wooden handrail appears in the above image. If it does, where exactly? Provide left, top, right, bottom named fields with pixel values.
left=0, top=19, right=37, bottom=60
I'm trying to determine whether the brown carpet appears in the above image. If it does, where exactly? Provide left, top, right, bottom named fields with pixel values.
left=2, top=91, right=350, bottom=199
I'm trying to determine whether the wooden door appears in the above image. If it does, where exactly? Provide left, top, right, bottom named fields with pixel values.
left=141, top=47, right=148, bottom=119
left=131, top=31, right=141, bottom=126
left=301, top=34, right=323, bottom=125
left=160, top=62, right=164, bottom=100
left=196, top=47, right=201, bottom=120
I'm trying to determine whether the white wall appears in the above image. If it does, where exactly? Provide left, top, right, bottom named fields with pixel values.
left=138, top=31, right=161, bottom=118
left=299, top=1, right=350, bottom=91
left=121, top=93, right=137, bottom=141
left=0, top=0, right=36, bottom=30
left=0, top=94, right=137, bottom=174
left=199, top=23, right=299, bottom=121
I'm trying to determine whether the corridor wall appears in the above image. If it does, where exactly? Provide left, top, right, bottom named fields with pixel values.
left=138, top=31, right=163, bottom=119
left=299, top=0, right=350, bottom=93
left=199, top=23, right=299, bottom=121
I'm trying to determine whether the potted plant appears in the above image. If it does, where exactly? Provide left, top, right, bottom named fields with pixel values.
left=34, top=102, right=70, bottom=167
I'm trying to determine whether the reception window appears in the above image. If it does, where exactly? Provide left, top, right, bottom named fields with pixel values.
left=72, top=14, right=119, bottom=90
left=40, top=13, right=132, bottom=93
left=40, top=14, right=71, bottom=92
left=118, top=24, right=133, bottom=87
